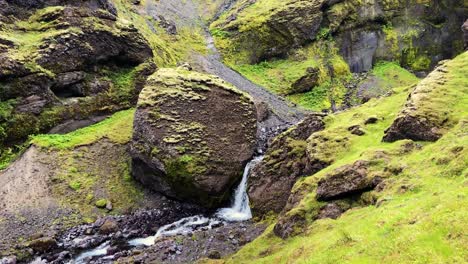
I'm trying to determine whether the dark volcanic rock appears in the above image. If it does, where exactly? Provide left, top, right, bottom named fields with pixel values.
left=316, top=160, right=378, bottom=201
left=248, top=114, right=325, bottom=215
left=130, top=67, right=257, bottom=208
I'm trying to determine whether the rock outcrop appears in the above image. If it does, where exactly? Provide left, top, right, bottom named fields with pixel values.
left=316, top=160, right=381, bottom=201
left=130, top=67, right=257, bottom=208
left=383, top=53, right=468, bottom=142
left=248, top=114, right=325, bottom=215
left=0, top=6, right=155, bottom=146
left=212, top=0, right=466, bottom=72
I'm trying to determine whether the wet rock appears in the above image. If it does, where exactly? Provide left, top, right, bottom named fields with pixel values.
left=99, top=219, right=118, bottom=235
left=28, top=237, right=57, bottom=253
left=316, top=160, right=378, bottom=201
left=288, top=67, right=320, bottom=95
left=249, top=114, right=325, bottom=215
left=348, top=125, right=365, bottom=136
left=130, top=68, right=257, bottom=208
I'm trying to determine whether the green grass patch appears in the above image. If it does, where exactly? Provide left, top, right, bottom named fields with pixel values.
left=32, top=109, right=135, bottom=149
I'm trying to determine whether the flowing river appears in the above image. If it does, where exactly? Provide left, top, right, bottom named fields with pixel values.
left=73, top=156, right=263, bottom=263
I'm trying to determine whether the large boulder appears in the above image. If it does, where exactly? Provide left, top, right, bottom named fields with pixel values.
left=130, top=67, right=257, bottom=208
left=248, top=114, right=325, bottom=215
left=383, top=53, right=468, bottom=142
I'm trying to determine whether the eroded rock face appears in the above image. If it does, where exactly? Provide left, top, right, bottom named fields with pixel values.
left=248, top=114, right=325, bottom=215
left=214, top=0, right=326, bottom=63
left=213, top=0, right=466, bottom=72
left=316, top=160, right=381, bottom=201
left=0, top=6, right=154, bottom=145
left=130, top=68, right=257, bottom=208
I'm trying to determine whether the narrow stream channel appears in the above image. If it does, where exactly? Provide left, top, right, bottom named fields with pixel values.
left=73, top=156, right=263, bottom=263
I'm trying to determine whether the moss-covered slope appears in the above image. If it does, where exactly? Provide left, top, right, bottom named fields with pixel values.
left=217, top=52, right=468, bottom=263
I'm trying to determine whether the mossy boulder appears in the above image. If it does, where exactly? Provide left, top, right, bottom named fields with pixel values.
left=383, top=52, right=468, bottom=142
left=130, top=67, right=257, bottom=208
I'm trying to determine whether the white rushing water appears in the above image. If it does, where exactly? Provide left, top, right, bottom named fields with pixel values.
left=74, top=241, right=110, bottom=263
left=216, top=156, right=263, bottom=221
left=74, top=156, right=263, bottom=261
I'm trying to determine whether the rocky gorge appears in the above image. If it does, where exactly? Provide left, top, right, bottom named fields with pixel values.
left=0, top=0, right=467, bottom=263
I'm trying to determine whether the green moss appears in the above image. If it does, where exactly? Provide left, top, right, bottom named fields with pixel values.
left=95, top=199, right=108, bottom=208
left=165, top=154, right=207, bottom=184
left=32, top=109, right=135, bottom=149
left=233, top=41, right=351, bottom=111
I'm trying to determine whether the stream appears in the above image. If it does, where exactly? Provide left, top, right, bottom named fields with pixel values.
left=72, top=156, right=263, bottom=263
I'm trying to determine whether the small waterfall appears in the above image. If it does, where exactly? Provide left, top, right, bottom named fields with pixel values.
left=74, top=156, right=263, bottom=261
left=216, top=156, right=263, bottom=221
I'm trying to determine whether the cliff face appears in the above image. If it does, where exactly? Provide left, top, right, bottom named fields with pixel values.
left=211, top=0, right=466, bottom=72
left=0, top=1, right=156, bottom=149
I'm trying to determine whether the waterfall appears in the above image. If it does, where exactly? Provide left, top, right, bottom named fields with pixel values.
left=129, top=156, right=263, bottom=246
left=74, top=156, right=262, bottom=261
left=216, top=156, right=263, bottom=221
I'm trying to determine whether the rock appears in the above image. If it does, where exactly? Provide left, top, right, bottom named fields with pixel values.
left=256, top=101, right=270, bottom=122
left=273, top=212, right=306, bottom=239
left=348, top=125, right=365, bottom=136
left=287, top=67, right=320, bottom=95
left=106, top=201, right=113, bottom=211
left=317, top=203, right=344, bottom=219
left=316, top=160, right=379, bottom=201
left=248, top=114, right=325, bottom=215
left=216, top=0, right=326, bottom=63
left=207, top=250, right=221, bottom=259
left=0, top=5, right=155, bottom=145
left=130, top=68, right=257, bottom=208
left=463, top=19, right=468, bottom=50
left=364, top=116, right=379, bottom=125
left=383, top=58, right=466, bottom=142
left=28, top=237, right=57, bottom=253
left=99, top=219, right=118, bottom=235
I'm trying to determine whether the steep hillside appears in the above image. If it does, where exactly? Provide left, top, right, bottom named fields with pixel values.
left=219, top=51, right=468, bottom=264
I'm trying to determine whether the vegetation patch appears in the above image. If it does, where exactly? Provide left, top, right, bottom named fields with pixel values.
left=32, top=109, right=135, bottom=149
